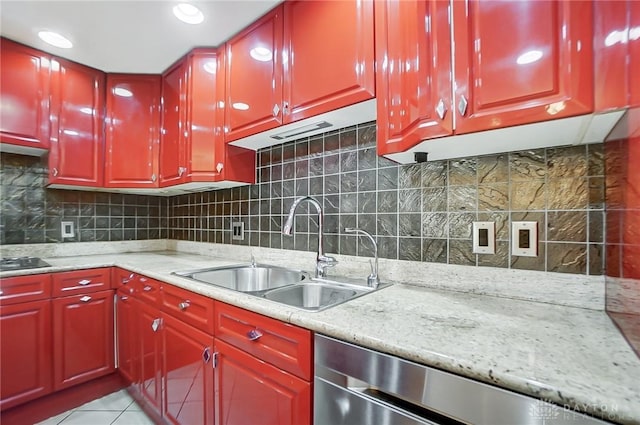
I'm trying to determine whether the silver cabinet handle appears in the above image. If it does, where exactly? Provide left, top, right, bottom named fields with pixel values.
left=143, top=285, right=153, bottom=292
left=80, top=295, right=92, bottom=303
left=151, top=318, right=161, bottom=332
left=458, top=95, right=468, bottom=116
left=178, top=301, right=190, bottom=311
left=52, top=168, right=59, bottom=177
left=247, top=329, right=263, bottom=341
left=435, top=98, right=446, bottom=120
left=120, top=295, right=129, bottom=301
left=78, top=279, right=91, bottom=286
left=282, top=102, right=290, bottom=115
left=151, top=173, right=157, bottom=182
left=272, top=103, right=280, bottom=117
left=216, top=162, right=223, bottom=173
left=202, top=347, right=211, bottom=364
left=122, top=273, right=135, bottom=284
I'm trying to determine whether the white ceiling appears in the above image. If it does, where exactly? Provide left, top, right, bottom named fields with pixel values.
left=0, top=0, right=282, bottom=73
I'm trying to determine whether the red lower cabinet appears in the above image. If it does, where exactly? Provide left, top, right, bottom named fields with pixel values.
left=52, top=289, right=115, bottom=391
left=163, top=313, right=215, bottom=425
left=0, top=299, right=53, bottom=410
left=215, top=339, right=311, bottom=425
left=116, top=286, right=138, bottom=385
left=138, top=300, right=163, bottom=412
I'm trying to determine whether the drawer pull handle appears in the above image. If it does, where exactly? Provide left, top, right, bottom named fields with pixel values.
left=143, top=286, right=153, bottom=292
left=122, top=273, right=135, bottom=284
left=247, top=329, right=263, bottom=341
left=78, top=279, right=91, bottom=286
left=151, top=318, right=161, bottom=332
left=178, top=301, right=190, bottom=311
left=120, top=295, right=129, bottom=301
left=202, top=347, right=211, bottom=364
left=80, top=296, right=92, bottom=303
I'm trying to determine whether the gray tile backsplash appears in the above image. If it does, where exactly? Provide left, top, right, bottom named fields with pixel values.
left=0, top=120, right=605, bottom=275
left=168, top=121, right=605, bottom=275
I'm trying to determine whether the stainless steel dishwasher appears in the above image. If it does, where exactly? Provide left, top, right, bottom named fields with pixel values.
left=314, top=334, right=610, bottom=425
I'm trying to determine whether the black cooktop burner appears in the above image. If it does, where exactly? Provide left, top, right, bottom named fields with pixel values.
left=0, top=256, right=51, bottom=271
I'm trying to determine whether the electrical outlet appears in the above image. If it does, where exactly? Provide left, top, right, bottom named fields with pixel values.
left=61, top=221, right=75, bottom=238
left=232, top=221, right=245, bottom=241
left=472, top=222, right=495, bottom=254
left=511, top=221, right=538, bottom=257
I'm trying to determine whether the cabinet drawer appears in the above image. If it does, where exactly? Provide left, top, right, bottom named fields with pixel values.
left=111, top=267, right=136, bottom=289
left=214, top=301, right=312, bottom=381
left=0, top=274, right=51, bottom=305
left=161, top=284, right=214, bottom=335
left=52, top=268, right=111, bottom=297
left=135, top=275, right=160, bottom=305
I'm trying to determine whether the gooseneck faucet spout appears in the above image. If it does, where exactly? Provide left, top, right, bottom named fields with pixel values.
left=283, top=196, right=337, bottom=278
left=344, top=227, right=379, bottom=288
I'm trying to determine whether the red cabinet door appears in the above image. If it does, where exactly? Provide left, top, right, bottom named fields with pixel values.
left=283, top=0, right=375, bottom=123
left=105, top=74, right=161, bottom=188
left=52, top=289, right=114, bottom=391
left=138, top=300, right=163, bottom=412
left=48, top=58, right=105, bottom=186
left=160, top=60, right=187, bottom=186
left=375, top=0, right=452, bottom=156
left=225, top=5, right=284, bottom=142
left=629, top=1, right=640, bottom=107
left=215, top=339, right=311, bottom=425
left=116, top=286, right=138, bottom=385
left=0, top=299, right=52, bottom=410
left=453, top=0, right=593, bottom=134
left=163, top=313, right=214, bottom=425
left=0, top=38, right=51, bottom=151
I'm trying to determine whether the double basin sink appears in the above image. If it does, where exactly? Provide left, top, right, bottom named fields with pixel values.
left=173, top=264, right=388, bottom=312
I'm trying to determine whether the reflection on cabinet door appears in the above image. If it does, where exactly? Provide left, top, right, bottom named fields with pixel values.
left=138, top=300, right=163, bottom=412
left=116, top=287, right=138, bottom=385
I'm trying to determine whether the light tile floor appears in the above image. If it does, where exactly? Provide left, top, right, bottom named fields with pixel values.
left=35, top=389, right=154, bottom=425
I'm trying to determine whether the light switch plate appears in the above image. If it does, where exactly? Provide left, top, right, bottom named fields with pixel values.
left=511, top=221, right=538, bottom=257
left=61, top=221, right=75, bottom=238
left=472, top=221, right=495, bottom=254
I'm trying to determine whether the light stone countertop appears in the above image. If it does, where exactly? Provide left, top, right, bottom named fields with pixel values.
left=1, top=245, right=639, bottom=424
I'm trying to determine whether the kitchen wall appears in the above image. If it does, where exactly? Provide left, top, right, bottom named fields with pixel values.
left=605, top=109, right=640, bottom=357
left=0, top=153, right=168, bottom=245
left=168, top=121, right=606, bottom=275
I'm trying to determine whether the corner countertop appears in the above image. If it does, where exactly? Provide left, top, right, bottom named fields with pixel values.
left=2, top=249, right=639, bottom=424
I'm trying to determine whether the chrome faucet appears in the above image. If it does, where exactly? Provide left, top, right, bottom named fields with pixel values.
left=344, top=228, right=379, bottom=288
left=282, top=196, right=337, bottom=278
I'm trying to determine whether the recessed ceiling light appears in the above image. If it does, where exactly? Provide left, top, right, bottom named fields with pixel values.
left=113, top=87, right=133, bottom=97
left=38, top=31, right=72, bottom=49
left=250, top=47, right=273, bottom=62
left=173, top=3, right=204, bottom=25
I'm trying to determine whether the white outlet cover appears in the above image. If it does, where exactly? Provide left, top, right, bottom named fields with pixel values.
left=61, top=221, right=75, bottom=238
left=511, top=221, right=538, bottom=257
left=472, top=221, right=495, bottom=254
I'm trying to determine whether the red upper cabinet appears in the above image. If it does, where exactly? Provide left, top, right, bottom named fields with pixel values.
left=0, top=38, right=51, bottom=153
left=629, top=1, right=640, bottom=108
left=283, top=0, right=375, bottom=123
left=160, top=59, right=187, bottom=186
left=375, top=0, right=452, bottom=156
left=452, top=0, right=593, bottom=134
left=105, top=74, right=161, bottom=188
left=48, top=58, right=105, bottom=187
left=224, top=6, right=284, bottom=141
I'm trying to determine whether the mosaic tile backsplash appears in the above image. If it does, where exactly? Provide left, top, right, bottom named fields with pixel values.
left=1, top=121, right=605, bottom=275
left=0, top=153, right=168, bottom=245
left=168, top=121, right=605, bottom=275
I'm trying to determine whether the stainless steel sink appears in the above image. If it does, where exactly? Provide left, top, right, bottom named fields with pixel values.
left=173, top=264, right=389, bottom=311
left=263, top=280, right=374, bottom=312
left=173, top=264, right=310, bottom=292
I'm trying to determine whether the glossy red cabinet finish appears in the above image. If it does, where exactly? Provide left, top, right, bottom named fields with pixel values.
left=375, top=0, right=452, bottom=156
left=283, top=0, right=375, bottom=122
left=0, top=273, right=51, bottom=305
left=225, top=6, right=284, bottom=141
left=52, top=289, right=115, bottom=391
left=160, top=59, right=187, bottom=186
left=138, top=300, right=163, bottom=412
left=0, top=38, right=51, bottom=151
left=215, top=339, right=311, bottom=425
left=214, top=301, right=312, bottom=381
left=0, top=299, right=53, bottom=410
left=112, top=267, right=136, bottom=289
left=161, top=283, right=215, bottom=334
left=51, top=267, right=111, bottom=297
left=163, top=313, right=215, bottom=425
left=116, top=286, right=138, bottom=385
left=630, top=1, right=640, bottom=107
left=105, top=74, right=161, bottom=188
left=452, top=0, right=593, bottom=134
left=48, top=58, right=105, bottom=187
